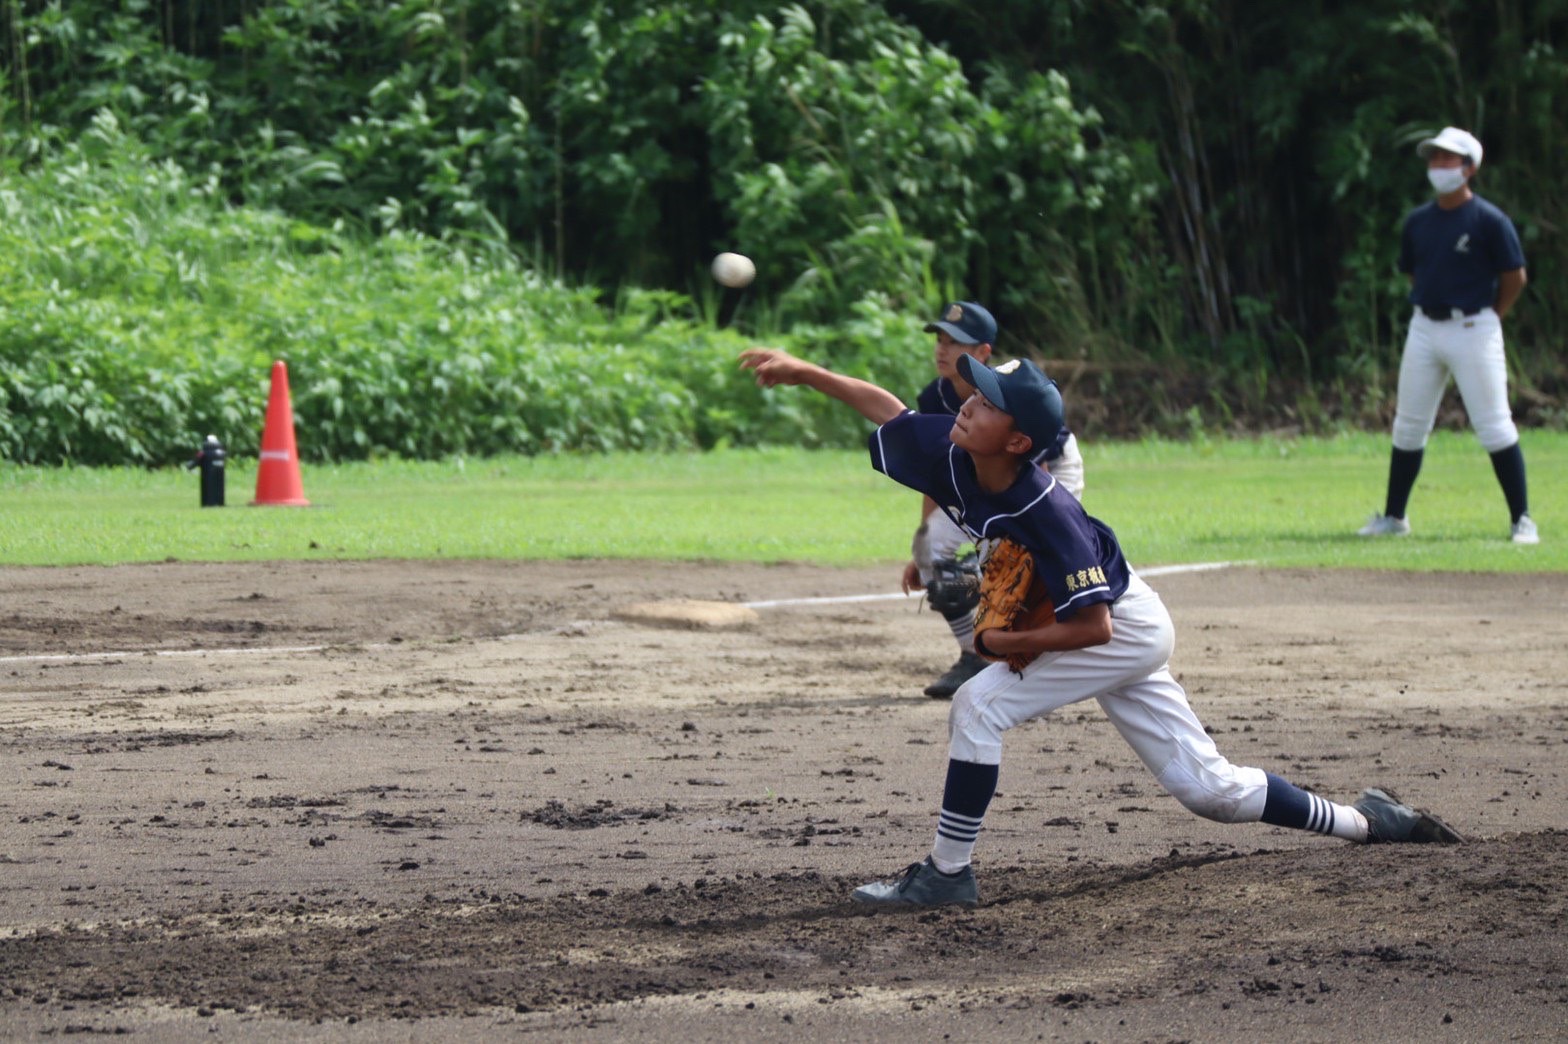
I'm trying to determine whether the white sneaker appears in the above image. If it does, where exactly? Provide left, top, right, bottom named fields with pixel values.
left=1511, top=515, right=1540, bottom=545
left=1358, top=513, right=1410, bottom=537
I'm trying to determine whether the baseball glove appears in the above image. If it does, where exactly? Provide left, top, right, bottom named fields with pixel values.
left=926, top=550, right=981, bottom=616
left=973, top=537, right=1055, bottom=672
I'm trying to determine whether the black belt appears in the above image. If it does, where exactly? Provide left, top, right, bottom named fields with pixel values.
left=1418, top=306, right=1485, bottom=321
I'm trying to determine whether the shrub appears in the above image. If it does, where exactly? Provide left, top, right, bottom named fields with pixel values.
left=0, top=123, right=927, bottom=465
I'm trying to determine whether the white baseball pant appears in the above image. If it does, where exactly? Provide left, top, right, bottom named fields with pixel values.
left=946, top=571, right=1269, bottom=824
left=914, top=508, right=971, bottom=586
left=1049, top=434, right=1085, bottom=500
left=1392, top=309, right=1518, bottom=453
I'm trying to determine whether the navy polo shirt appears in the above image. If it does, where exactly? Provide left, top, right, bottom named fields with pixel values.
left=1399, top=195, right=1525, bottom=315
left=868, top=411, right=1129, bottom=620
left=916, top=377, right=1071, bottom=463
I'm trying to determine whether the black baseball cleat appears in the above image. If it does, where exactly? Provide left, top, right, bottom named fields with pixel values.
left=923, top=651, right=988, bottom=699
left=851, top=858, right=979, bottom=908
left=1354, top=787, right=1466, bottom=844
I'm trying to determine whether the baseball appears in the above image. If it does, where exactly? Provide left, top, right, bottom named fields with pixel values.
left=711, top=252, right=756, bottom=289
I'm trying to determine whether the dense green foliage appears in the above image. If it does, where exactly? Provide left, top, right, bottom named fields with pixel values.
left=4, top=432, right=1566, bottom=570
left=0, top=118, right=929, bottom=464
left=3, top=1, right=1566, bottom=464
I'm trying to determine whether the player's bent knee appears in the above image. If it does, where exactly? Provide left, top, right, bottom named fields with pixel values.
left=946, top=674, right=1009, bottom=765
left=1156, top=759, right=1266, bottom=824
left=1476, top=423, right=1520, bottom=454
left=947, top=725, right=1002, bottom=766
left=1390, top=416, right=1432, bottom=452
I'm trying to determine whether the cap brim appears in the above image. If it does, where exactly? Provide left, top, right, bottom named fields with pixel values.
left=957, top=354, right=1005, bottom=409
left=1417, top=137, right=1474, bottom=163
left=923, top=321, right=982, bottom=345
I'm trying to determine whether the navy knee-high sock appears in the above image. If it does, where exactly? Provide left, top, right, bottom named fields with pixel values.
left=1385, top=447, right=1424, bottom=519
left=939, top=604, right=976, bottom=654
left=1259, top=773, right=1365, bottom=840
left=1488, top=442, right=1529, bottom=523
left=930, top=759, right=999, bottom=871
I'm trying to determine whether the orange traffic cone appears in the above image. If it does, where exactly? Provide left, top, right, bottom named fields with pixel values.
left=252, top=360, right=310, bottom=506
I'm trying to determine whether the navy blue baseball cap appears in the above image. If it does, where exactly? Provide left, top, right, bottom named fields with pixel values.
left=924, top=301, right=997, bottom=346
left=957, top=355, right=1064, bottom=455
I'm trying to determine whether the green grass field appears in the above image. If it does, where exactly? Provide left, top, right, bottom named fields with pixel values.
left=2, top=431, right=1563, bottom=571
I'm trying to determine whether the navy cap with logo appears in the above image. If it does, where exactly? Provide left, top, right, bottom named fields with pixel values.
left=923, top=301, right=997, bottom=346
left=957, top=355, right=1064, bottom=456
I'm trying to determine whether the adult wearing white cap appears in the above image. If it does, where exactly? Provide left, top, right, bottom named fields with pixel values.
left=1359, top=126, right=1537, bottom=544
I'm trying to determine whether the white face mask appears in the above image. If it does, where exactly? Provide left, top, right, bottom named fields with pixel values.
left=1428, top=166, right=1468, bottom=195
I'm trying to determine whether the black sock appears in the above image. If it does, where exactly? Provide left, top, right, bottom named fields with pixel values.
left=941, top=759, right=999, bottom=820
left=931, top=759, right=999, bottom=870
left=1489, top=442, right=1529, bottom=523
left=939, top=605, right=976, bottom=654
left=1260, top=773, right=1340, bottom=835
left=1385, top=447, right=1424, bottom=519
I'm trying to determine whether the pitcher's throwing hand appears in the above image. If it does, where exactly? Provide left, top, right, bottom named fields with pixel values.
left=739, top=347, right=811, bottom=388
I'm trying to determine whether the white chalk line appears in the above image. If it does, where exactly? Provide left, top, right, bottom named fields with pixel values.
left=2, top=643, right=337, bottom=665
left=0, top=560, right=1244, bottom=666
left=742, top=560, right=1246, bottom=609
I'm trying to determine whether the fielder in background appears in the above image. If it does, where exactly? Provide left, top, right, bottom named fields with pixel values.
left=909, top=301, right=1085, bottom=699
left=1359, top=126, right=1537, bottom=545
left=739, top=346, right=1463, bottom=909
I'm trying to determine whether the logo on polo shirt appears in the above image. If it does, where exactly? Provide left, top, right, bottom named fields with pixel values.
left=1455, top=234, right=1471, bottom=254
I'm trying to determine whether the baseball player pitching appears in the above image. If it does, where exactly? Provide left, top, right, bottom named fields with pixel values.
left=740, top=345, right=1463, bottom=909
left=909, top=301, right=1084, bottom=699
left=1359, top=126, right=1537, bottom=544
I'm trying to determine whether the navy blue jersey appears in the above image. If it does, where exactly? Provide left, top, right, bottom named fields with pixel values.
left=916, top=376, right=1071, bottom=463
left=1399, top=195, right=1525, bottom=314
left=915, top=376, right=970, bottom=417
left=870, top=411, right=1128, bottom=619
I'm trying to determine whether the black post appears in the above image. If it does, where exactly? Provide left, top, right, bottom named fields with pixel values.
left=187, top=434, right=227, bottom=507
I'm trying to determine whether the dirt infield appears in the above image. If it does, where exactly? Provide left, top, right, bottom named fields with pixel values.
left=2, top=559, right=1565, bottom=1041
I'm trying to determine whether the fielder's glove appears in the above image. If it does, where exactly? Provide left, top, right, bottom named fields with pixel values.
left=926, top=552, right=981, bottom=616
left=973, top=537, right=1056, bottom=673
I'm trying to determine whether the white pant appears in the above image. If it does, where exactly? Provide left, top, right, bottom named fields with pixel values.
left=1049, top=433, right=1085, bottom=501
left=915, top=435, right=1086, bottom=585
left=915, top=508, right=972, bottom=585
left=1392, top=309, right=1518, bottom=453
left=947, top=573, right=1268, bottom=824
